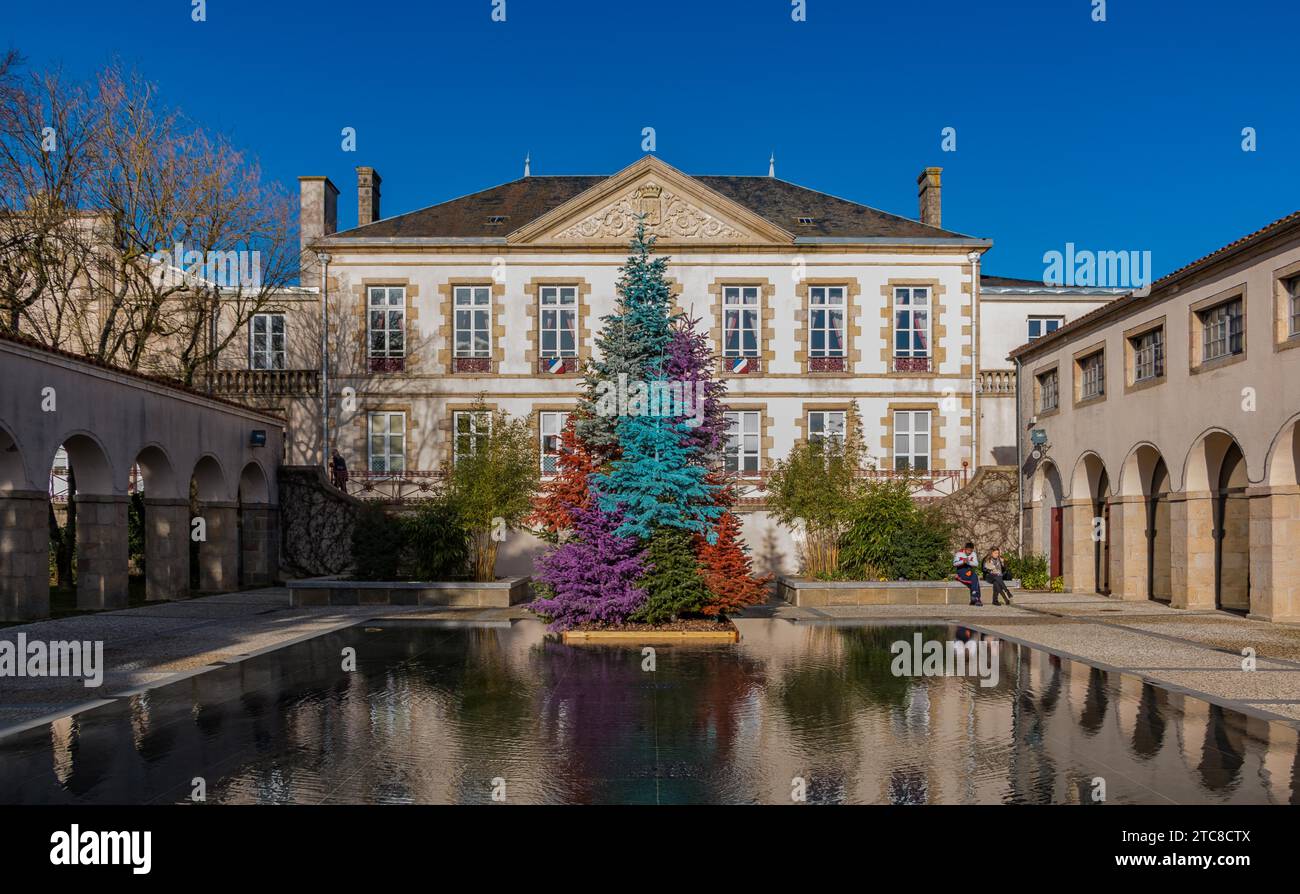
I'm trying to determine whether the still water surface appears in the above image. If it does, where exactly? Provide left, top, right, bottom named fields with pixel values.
left=0, top=619, right=1295, bottom=804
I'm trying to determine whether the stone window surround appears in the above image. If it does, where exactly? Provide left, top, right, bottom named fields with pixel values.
left=793, top=400, right=857, bottom=451
left=437, top=279, right=507, bottom=374
left=354, top=279, right=421, bottom=373
left=1032, top=361, right=1061, bottom=418
left=1188, top=284, right=1247, bottom=374
left=532, top=402, right=578, bottom=476
left=709, top=277, right=776, bottom=377
left=1123, top=315, right=1168, bottom=395
left=1071, top=341, right=1108, bottom=408
left=441, top=401, right=498, bottom=468
left=793, top=278, right=863, bottom=376
left=878, top=278, right=952, bottom=377
left=523, top=277, right=593, bottom=378
left=721, top=402, right=775, bottom=476
left=878, top=402, right=947, bottom=471
left=1272, top=257, right=1300, bottom=352
left=356, top=404, right=414, bottom=473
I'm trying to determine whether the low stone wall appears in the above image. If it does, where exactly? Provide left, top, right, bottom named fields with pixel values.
left=777, top=576, right=968, bottom=607
left=288, top=576, right=531, bottom=608
left=278, top=465, right=363, bottom=578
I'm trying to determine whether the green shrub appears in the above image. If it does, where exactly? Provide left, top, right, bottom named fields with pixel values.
left=1050, top=576, right=1066, bottom=593
left=839, top=478, right=954, bottom=581
left=766, top=402, right=868, bottom=576
left=402, top=497, right=469, bottom=581
left=351, top=504, right=407, bottom=581
left=1004, top=551, right=1047, bottom=583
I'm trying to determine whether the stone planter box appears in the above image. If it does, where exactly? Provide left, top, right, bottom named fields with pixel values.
left=288, top=576, right=531, bottom=608
left=777, top=576, right=969, bottom=607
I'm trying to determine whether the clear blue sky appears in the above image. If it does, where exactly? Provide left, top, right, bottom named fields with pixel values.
left=6, top=0, right=1298, bottom=279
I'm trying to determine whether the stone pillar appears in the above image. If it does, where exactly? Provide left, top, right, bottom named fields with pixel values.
left=1061, top=499, right=1096, bottom=594
left=1247, top=484, right=1300, bottom=622
left=239, top=504, right=279, bottom=587
left=197, top=502, right=239, bottom=593
left=144, top=498, right=190, bottom=601
left=1168, top=491, right=1215, bottom=610
left=1022, top=501, right=1040, bottom=556
left=75, top=493, right=129, bottom=610
left=0, top=489, right=52, bottom=621
left=1107, top=496, right=1147, bottom=601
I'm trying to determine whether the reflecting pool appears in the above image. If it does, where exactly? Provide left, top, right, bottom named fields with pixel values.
left=0, top=619, right=1296, bottom=804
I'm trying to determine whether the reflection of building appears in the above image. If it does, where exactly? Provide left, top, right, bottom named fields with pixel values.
left=1013, top=212, right=1300, bottom=621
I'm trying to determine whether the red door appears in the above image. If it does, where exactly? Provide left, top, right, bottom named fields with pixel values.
left=1050, top=508, right=1063, bottom=579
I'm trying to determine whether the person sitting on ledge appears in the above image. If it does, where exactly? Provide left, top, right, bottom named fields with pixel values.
left=953, top=542, right=982, bottom=606
left=981, top=546, right=1013, bottom=606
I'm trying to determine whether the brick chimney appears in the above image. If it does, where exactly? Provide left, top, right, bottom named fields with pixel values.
left=299, top=176, right=338, bottom=284
left=917, top=167, right=942, bottom=228
left=356, top=166, right=382, bottom=227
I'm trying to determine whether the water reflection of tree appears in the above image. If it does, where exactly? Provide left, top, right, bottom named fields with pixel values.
left=528, top=641, right=765, bottom=804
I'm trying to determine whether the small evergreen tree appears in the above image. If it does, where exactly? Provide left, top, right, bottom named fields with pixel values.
left=531, top=502, right=648, bottom=629
left=697, top=512, right=771, bottom=615
left=527, top=418, right=599, bottom=541
left=632, top=527, right=712, bottom=623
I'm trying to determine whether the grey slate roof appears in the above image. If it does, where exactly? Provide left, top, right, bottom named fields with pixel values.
left=330, top=174, right=979, bottom=241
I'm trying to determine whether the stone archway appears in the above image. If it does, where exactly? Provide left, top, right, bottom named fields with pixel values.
left=0, top=424, right=46, bottom=619
left=1214, top=441, right=1250, bottom=612
left=1034, top=460, right=1065, bottom=579
left=1254, top=416, right=1300, bottom=621
left=237, top=461, right=277, bottom=588
left=1114, top=444, right=1171, bottom=602
left=133, top=445, right=189, bottom=602
left=50, top=433, right=126, bottom=610
left=1066, top=453, right=1110, bottom=594
left=1176, top=430, right=1252, bottom=611
left=191, top=455, right=237, bottom=593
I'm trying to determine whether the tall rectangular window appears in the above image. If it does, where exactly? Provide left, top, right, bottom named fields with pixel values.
left=453, top=410, right=490, bottom=466
left=1201, top=298, right=1243, bottom=362
left=809, top=286, right=846, bottom=357
left=723, top=286, right=760, bottom=357
left=454, top=286, right=492, bottom=359
left=368, top=287, right=406, bottom=363
left=724, top=411, right=761, bottom=475
left=539, top=286, right=577, bottom=358
left=367, top=412, right=405, bottom=473
left=1080, top=351, right=1105, bottom=400
left=807, top=410, right=846, bottom=446
left=249, top=313, right=285, bottom=370
left=1288, top=275, right=1300, bottom=337
left=893, top=410, right=931, bottom=472
left=1131, top=327, right=1165, bottom=382
left=1027, top=316, right=1063, bottom=341
left=893, top=287, right=930, bottom=368
left=539, top=411, right=569, bottom=475
left=1038, top=369, right=1059, bottom=412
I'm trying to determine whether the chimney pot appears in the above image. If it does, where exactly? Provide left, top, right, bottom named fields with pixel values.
left=917, top=167, right=942, bottom=228
left=357, top=166, right=382, bottom=227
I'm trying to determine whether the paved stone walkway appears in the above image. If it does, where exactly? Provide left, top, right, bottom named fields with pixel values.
left=2, top=586, right=1299, bottom=735
left=766, top=590, right=1300, bottom=725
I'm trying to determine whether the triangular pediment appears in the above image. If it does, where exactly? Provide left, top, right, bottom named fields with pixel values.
left=508, top=157, right=793, bottom=246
